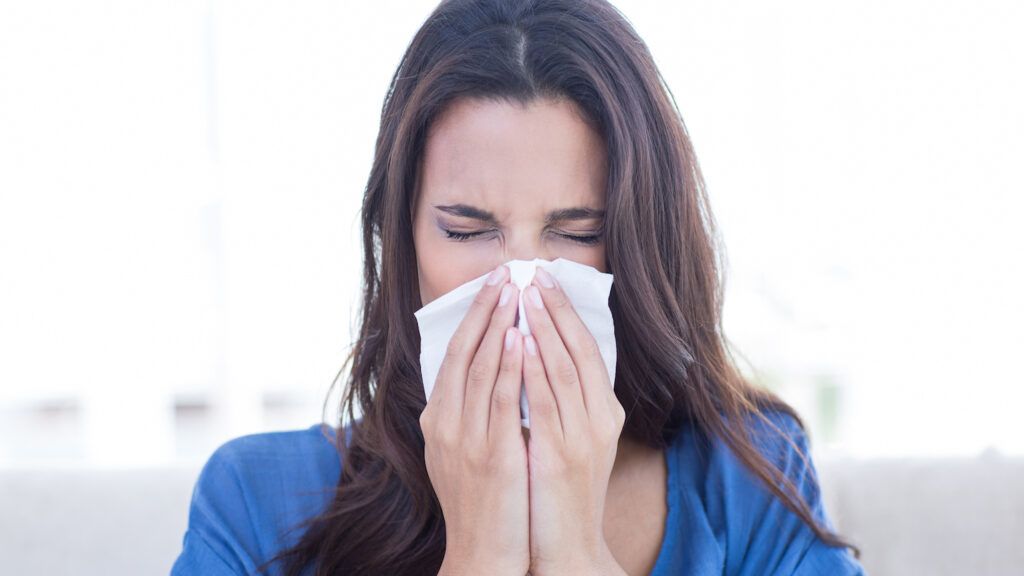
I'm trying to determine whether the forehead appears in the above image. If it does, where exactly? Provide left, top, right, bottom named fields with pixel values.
left=418, top=97, right=607, bottom=214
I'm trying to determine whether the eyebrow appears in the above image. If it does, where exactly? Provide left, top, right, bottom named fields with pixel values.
left=432, top=203, right=605, bottom=225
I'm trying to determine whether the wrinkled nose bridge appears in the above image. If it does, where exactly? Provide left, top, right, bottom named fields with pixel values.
left=503, top=232, right=551, bottom=263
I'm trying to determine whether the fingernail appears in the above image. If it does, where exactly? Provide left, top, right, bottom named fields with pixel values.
left=499, top=284, right=513, bottom=306
left=524, top=335, right=537, bottom=356
left=505, top=327, right=517, bottom=350
left=527, top=285, right=544, bottom=309
left=534, top=266, right=555, bottom=289
left=486, top=264, right=506, bottom=286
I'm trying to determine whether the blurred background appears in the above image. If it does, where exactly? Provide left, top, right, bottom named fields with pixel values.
left=4, top=0, right=1021, bottom=467
left=1, top=1, right=1022, bottom=573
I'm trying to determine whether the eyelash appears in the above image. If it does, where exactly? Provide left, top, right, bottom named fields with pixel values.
left=443, top=229, right=602, bottom=246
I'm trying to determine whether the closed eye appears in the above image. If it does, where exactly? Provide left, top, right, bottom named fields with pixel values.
left=442, top=228, right=601, bottom=246
left=557, top=232, right=601, bottom=245
left=443, top=229, right=489, bottom=241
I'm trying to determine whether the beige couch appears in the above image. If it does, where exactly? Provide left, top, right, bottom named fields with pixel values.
left=1, top=454, right=1022, bottom=575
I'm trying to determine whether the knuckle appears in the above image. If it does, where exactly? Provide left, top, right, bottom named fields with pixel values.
left=554, top=357, right=578, bottom=384
left=463, top=440, right=485, bottom=464
left=563, top=445, right=588, bottom=466
left=487, top=303, right=507, bottom=329
left=499, top=357, right=514, bottom=374
left=549, top=292, right=572, bottom=310
left=468, top=443, right=511, bottom=475
left=613, top=401, right=626, bottom=425
left=611, top=409, right=626, bottom=431
left=500, top=347, right=519, bottom=372
left=495, top=451, right=520, bottom=474
left=475, top=452, right=505, bottom=476
left=530, top=398, right=557, bottom=418
left=546, top=452, right=571, bottom=475
left=466, top=360, right=491, bottom=386
left=436, top=423, right=459, bottom=447
left=598, top=421, right=620, bottom=445
left=491, top=385, right=517, bottom=409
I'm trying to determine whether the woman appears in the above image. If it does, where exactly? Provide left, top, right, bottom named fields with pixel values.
left=172, top=0, right=866, bottom=574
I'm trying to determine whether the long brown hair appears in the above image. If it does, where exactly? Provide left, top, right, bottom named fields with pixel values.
left=259, top=0, right=861, bottom=573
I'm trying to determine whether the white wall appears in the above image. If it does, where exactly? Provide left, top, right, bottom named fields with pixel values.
left=1, top=0, right=1021, bottom=466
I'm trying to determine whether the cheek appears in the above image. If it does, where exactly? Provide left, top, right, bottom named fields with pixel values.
left=416, top=234, right=494, bottom=303
left=558, top=243, right=607, bottom=273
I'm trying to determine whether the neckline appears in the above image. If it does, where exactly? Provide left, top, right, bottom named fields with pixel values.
left=648, top=433, right=679, bottom=576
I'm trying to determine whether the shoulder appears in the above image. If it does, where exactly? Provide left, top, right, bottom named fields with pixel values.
left=703, top=409, right=819, bottom=522
left=203, top=423, right=345, bottom=486
left=171, top=423, right=349, bottom=575
left=669, top=409, right=819, bottom=535
left=669, top=409, right=865, bottom=575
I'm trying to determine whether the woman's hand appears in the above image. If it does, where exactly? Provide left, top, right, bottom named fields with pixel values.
left=418, top=264, right=530, bottom=576
left=521, top=266, right=628, bottom=576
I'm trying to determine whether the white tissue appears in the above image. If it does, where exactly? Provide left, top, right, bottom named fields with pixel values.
left=414, top=257, right=616, bottom=429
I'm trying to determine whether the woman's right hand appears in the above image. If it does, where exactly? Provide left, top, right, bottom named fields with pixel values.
left=419, top=263, right=529, bottom=576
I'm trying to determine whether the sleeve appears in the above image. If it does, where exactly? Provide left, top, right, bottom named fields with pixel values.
left=171, top=530, right=240, bottom=575
left=709, top=410, right=867, bottom=576
left=793, top=537, right=867, bottom=575
left=170, top=439, right=263, bottom=576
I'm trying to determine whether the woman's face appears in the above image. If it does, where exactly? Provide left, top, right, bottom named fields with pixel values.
left=413, top=97, right=608, bottom=306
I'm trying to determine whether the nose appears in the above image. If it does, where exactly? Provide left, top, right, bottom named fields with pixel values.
left=503, top=233, right=552, bottom=263
left=479, top=231, right=554, bottom=286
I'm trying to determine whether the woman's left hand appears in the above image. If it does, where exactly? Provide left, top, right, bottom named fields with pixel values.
left=521, top=266, right=628, bottom=576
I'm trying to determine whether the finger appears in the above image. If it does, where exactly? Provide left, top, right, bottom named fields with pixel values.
left=488, top=325, right=524, bottom=445
left=464, top=283, right=520, bottom=440
left=531, top=266, right=614, bottom=423
left=522, top=283, right=587, bottom=443
left=431, top=264, right=509, bottom=417
left=521, top=333, right=561, bottom=442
